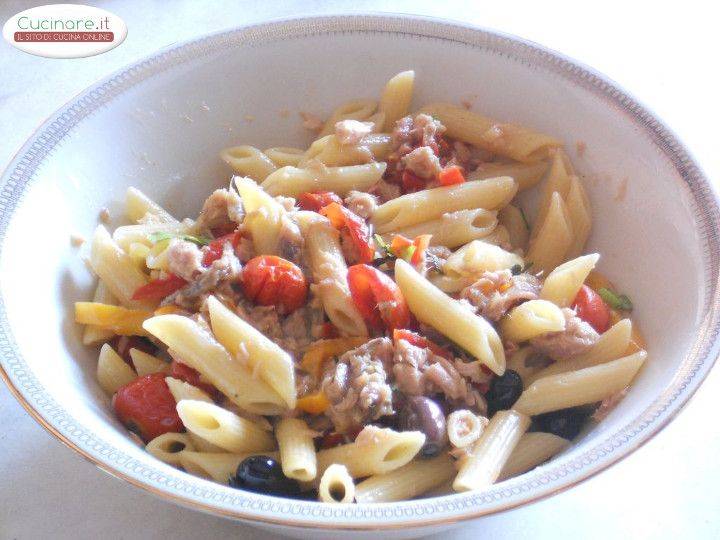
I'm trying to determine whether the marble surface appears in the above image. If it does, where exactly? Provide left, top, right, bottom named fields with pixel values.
left=1, top=1, right=718, bottom=538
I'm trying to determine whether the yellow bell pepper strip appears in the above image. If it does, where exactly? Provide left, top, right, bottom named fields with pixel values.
left=300, top=337, right=368, bottom=379
left=296, top=391, right=331, bottom=415
left=74, top=302, right=153, bottom=336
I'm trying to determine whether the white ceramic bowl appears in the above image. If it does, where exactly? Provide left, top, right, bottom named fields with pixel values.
left=0, top=14, right=718, bottom=540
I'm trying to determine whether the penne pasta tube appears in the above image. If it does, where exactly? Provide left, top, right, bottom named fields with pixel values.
left=513, top=352, right=646, bottom=416
left=220, top=145, right=277, bottom=181
left=315, top=426, right=425, bottom=480
left=540, top=254, right=600, bottom=307
left=372, top=177, right=517, bottom=233
left=89, top=225, right=151, bottom=309
left=176, top=399, right=275, bottom=453
left=387, top=209, right=498, bottom=249
left=319, top=99, right=377, bottom=136
left=276, top=418, right=318, bottom=482
left=395, top=259, right=505, bottom=375
left=526, top=191, right=574, bottom=274
left=318, top=464, right=355, bottom=503
left=532, top=149, right=574, bottom=240
left=96, top=343, right=136, bottom=395
left=125, top=187, right=178, bottom=224
left=75, top=302, right=152, bottom=336
left=82, top=281, right=117, bottom=345
left=112, top=221, right=188, bottom=252
left=264, top=146, right=305, bottom=167
left=447, top=410, right=488, bottom=449
left=453, top=410, right=530, bottom=492
left=179, top=451, right=279, bottom=484
left=420, top=103, right=562, bottom=163
left=145, top=432, right=195, bottom=466
left=565, top=175, right=592, bottom=259
left=129, top=348, right=168, bottom=377
left=233, top=176, right=286, bottom=256
left=506, top=346, right=545, bottom=388
left=444, top=239, right=523, bottom=278
left=500, top=300, right=567, bottom=342
left=164, top=377, right=220, bottom=452
left=207, top=296, right=296, bottom=408
left=499, top=432, right=570, bottom=480
left=300, top=134, right=375, bottom=167
left=378, top=70, right=415, bottom=131
left=142, top=314, right=286, bottom=415
left=468, top=160, right=550, bottom=192
left=355, top=455, right=455, bottom=504
left=498, top=204, right=530, bottom=251
left=261, top=162, right=386, bottom=197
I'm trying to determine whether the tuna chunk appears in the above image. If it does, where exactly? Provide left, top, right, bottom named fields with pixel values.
left=335, top=119, right=373, bottom=145
left=530, top=308, right=599, bottom=360
left=391, top=113, right=446, bottom=159
left=165, top=239, right=204, bottom=281
left=344, top=190, right=378, bottom=219
left=402, top=146, right=442, bottom=179
left=195, top=188, right=244, bottom=233
left=322, top=338, right=394, bottom=433
left=461, top=270, right=541, bottom=321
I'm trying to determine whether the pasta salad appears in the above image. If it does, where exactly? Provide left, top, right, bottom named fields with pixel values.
left=74, top=71, right=646, bottom=503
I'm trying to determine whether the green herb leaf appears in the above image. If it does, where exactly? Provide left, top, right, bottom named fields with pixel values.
left=402, top=245, right=417, bottom=262
left=598, top=287, right=633, bottom=311
left=373, top=234, right=393, bottom=257
left=148, top=232, right=211, bottom=246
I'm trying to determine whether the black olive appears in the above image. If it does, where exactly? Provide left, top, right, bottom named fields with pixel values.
left=532, top=406, right=593, bottom=440
left=230, top=455, right=300, bottom=497
left=398, top=396, right=448, bottom=457
left=486, top=369, right=523, bottom=416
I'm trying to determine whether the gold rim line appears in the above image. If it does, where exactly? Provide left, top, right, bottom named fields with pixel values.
left=0, top=13, right=719, bottom=530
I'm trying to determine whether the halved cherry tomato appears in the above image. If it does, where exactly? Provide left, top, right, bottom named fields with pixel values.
left=401, top=169, right=426, bottom=193
left=297, top=191, right=343, bottom=212
left=112, top=373, right=183, bottom=442
left=438, top=166, right=465, bottom=186
left=131, top=274, right=187, bottom=301
left=320, top=203, right=374, bottom=264
left=242, top=255, right=308, bottom=314
left=573, top=284, right=610, bottom=333
left=202, top=231, right=241, bottom=266
left=111, top=336, right=158, bottom=366
left=393, top=329, right=453, bottom=360
left=169, top=360, right=221, bottom=400
left=347, top=264, right=411, bottom=332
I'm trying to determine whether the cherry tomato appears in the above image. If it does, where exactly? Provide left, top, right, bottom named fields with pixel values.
left=347, top=264, right=411, bottom=332
left=111, top=336, right=158, bottom=367
left=393, top=329, right=453, bottom=360
left=320, top=203, right=374, bottom=264
left=573, top=284, right=610, bottom=333
left=242, top=255, right=308, bottom=314
left=112, top=373, right=183, bottom=442
left=131, top=273, right=187, bottom=301
left=202, top=232, right=241, bottom=266
left=169, top=360, right=221, bottom=400
left=401, top=169, right=426, bottom=193
left=438, top=166, right=465, bottom=186
left=297, top=191, right=343, bottom=212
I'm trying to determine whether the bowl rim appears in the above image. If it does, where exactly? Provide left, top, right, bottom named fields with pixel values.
left=1, top=13, right=719, bottom=530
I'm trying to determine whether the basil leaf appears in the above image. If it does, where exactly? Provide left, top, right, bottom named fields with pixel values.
left=148, top=232, right=211, bottom=246
left=598, top=287, right=633, bottom=311
left=373, top=234, right=393, bottom=257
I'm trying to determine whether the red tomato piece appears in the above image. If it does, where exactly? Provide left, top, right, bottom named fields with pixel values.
left=389, top=235, right=413, bottom=258
left=112, top=373, right=184, bottom=442
left=410, top=234, right=432, bottom=265
left=393, top=329, right=453, bottom=360
left=210, top=223, right=237, bottom=237
left=297, top=191, right=343, bottom=212
left=319, top=432, right=346, bottom=449
left=318, top=322, right=339, bottom=339
left=111, top=336, right=158, bottom=366
left=573, top=284, right=611, bottom=333
left=347, top=264, right=411, bottom=332
left=401, top=169, right=426, bottom=193
left=320, top=203, right=375, bottom=264
left=169, top=360, right=221, bottom=400
left=438, top=166, right=465, bottom=186
left=202, top=232, right=241, bottom=266
left=242, top=255, right=308, bottom=314
left=131, top=274, right=187, bottom=301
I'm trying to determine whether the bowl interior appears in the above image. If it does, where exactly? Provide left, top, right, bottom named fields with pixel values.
left=0, top=16, right=717, bottom=529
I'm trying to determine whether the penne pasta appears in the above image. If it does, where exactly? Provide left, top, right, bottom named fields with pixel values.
left=125, top=186, right=178, bottom=224
left=378, top=70, right=415, bottom=131
left=420, top=103, right=562, bottom=163
left=395, top=259, right=505, bottom=375
left=129, top=348, right=168, bottom=377
left=220, top=145, right=277, bottom=181
left=468, top=160, right=550, bottom=192
left=176, top=399, right=275, bottom=453
left=142, top=314, right=286, bottom=415
left=261, top=162, right=386, bottom=197
left=565, top=175, right=592, bottom=258
left=447, top=410, right=488, bottom=449
left=540, top=253, right=599, bottom=307
left=233, top=176, right=287, bottom=256
left=179, top=451, right=279, bottom=484
left=444, top=239, right=524, bottom=278
left=96, top=343, right=136, bottom=395
left=526, top=191, right=574, bottom=274
left=513, top=352, right=646, bottom=416
left=319, top=99, right=377, bottom=136
left=499, top=432, right=570, bottom=479
left=355, top=455, right=455, bottom=503
left=75, top=302, right=152, bottom=336
left=146, top=432, right=195, bottom=466
left=387, top=209, right=498, bottom=249
left=372, top=177, right=518, bottom=233
left=264, top=146, right=305, bottom=167
left=500, top=300, right=567, bottom=342
left=498, top=204, right=530, bottom=251
left=318, top=464, right=355, bottom=503
left=506, top=346, right=545, bottom=388
left=164, top=377, right=220, bottom=452
left=453, top=410, right=530, bottom=492
left=112, top=221, right=188, bottom=252
left=207, top=296, right=296, bottom=408
left=81, top=281, right=117, bottom=345
left=532, top=149, right=574, bottom=239
left=276, top=418, right=317, bottom=482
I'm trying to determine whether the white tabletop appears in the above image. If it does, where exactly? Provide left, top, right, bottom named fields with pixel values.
left=1, top=1, right=719, bottom=538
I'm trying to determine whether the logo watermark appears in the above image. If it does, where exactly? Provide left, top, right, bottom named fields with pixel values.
left=3, top=4, right=126, bottom=58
